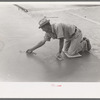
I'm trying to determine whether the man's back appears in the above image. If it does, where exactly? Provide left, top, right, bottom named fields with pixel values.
left=52, top=23, right=76, bottom=39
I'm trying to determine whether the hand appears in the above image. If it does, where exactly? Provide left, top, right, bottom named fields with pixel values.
left=56, top=52, right=61, bottom=58
left=56, top=53, right=63, bottom=60
left=26, top=48, right=33, bottom=54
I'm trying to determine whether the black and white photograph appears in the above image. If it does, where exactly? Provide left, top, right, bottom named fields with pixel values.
left=0, top=2, right=100, bottom=82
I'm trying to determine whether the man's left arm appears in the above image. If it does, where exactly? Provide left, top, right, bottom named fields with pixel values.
left=56, top=38, right=64, bottom=59
left=59, top=38, right=64, bottom=54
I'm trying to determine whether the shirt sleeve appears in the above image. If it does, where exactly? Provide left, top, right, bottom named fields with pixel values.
left=56, top=23, right=64, bottom=39
left=68, top=25, right=75, bottom=36
left=44, top=33, right=51, bottom=41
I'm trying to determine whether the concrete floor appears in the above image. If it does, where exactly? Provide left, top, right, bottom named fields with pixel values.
left=0, top=4, right=100, bottom=82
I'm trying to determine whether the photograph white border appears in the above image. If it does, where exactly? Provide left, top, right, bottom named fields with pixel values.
left=0, top=1, right=100, bottom=98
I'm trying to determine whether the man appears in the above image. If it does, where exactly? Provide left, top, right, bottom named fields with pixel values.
left=26, top=17, right=91, bottom=59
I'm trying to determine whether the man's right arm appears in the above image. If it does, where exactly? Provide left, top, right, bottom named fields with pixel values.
left=31, top=39, right=46, bottom=51
left=26, top=33, right=51, bottom=54
left=26, top=39, right=46, bottom=53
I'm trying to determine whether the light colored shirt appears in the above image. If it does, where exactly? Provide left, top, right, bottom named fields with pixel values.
left=44, top=23, right=76, bottom=41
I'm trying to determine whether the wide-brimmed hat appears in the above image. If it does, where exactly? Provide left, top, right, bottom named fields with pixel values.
left=39, top=17, right=50, bottom=28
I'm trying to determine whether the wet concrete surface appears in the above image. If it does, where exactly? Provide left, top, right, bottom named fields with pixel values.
left=0, top=4, right=100, bottom=82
